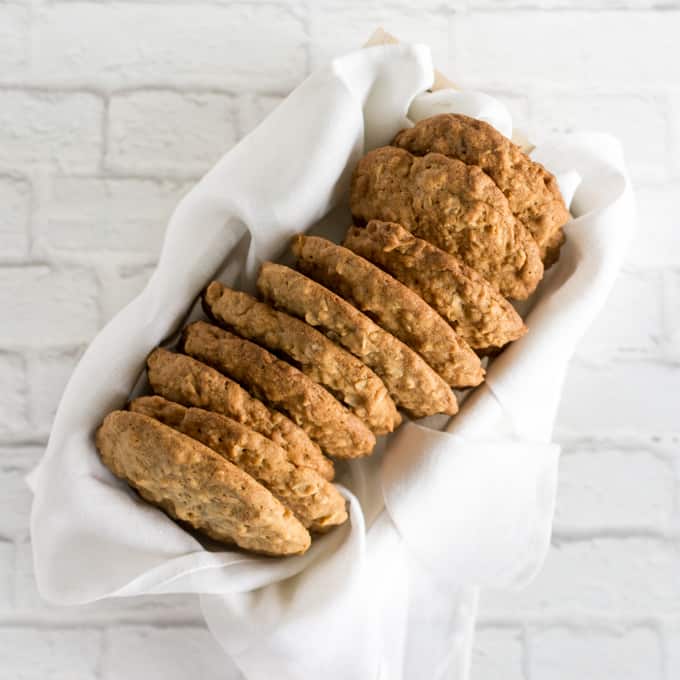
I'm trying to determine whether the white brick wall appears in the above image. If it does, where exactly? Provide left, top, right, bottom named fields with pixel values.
left=471, top=626, right=526, bottom=680
left=31, top=3, right=307, bottom=91
left=106, top=91, right=237, bottom=176
left=0, top=174, right=31, bottom=256
left=1, top=1, right=678, bottom=678
left=529, top=627, right=663, bottom=680
left=0, top=628, right=102, bottom=680
left=42, top=177, right=189, bottom=256
left=0, top=90, right=104, bottom=173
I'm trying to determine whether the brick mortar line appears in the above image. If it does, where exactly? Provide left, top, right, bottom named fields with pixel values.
left=566, top=356, right=680, bottom=370
left=0, top=82, right=294, bottom=97
left=457, top=80, right=680, bottom=95
left=557, top=433, right=680, bottom=446
left=556, top=431, right=680, bottom=449
left=28, top=168, right=48, bottom=262
left=520, top=624, right=531, bottom=680
left=24, top=0, right=309, bottom=13
left=622, top=264, right=680, bottom=274
left=577, top=353, right=680, bottom=365
left=0, top=168, right=206, bottom=183
left=98, top=94, right=110, bottom=175
left=2, top=80, right=679, bottom=97
left=559, top=439, right=680, bottom=457
left=98, top=165, right=205, bottom=182
left=16, top=0, right=678, bottom=6
left=0, top=251, right=159, bottom=269
left=26, top=251, right=158, bottom=270
left=552, top=528, right=680, bottom=541
left=567, top=352, right=680, bottom=366
left=660, top=626, right=675, bottom=680
left=0, top=83, right=108, bottom=99
left=92, top=627, right=107, bottom=680
left=478, top=615, right=680, bottom=629
left=0, top=616, right=207, bottom=629
left=104, top=85, right=239, bottom=98
left=456, top=3, right=680, bottom=12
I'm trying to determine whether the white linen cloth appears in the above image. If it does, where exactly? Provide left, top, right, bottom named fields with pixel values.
left=28, top=43, right=634, bottom=680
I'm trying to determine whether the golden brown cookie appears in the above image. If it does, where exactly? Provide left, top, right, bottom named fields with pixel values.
left=344, top=221, right=526, bottom=352
left=350, top=146, right=543, bottom=299
left=129, top=396, right=347, bottom=532
left=392, top=113, right=570, bottom=265
left=96, top=410, right=311, bottom=555
left=291, top=235, right=484, bottom=388
left=146, top=348, right=334, bottom=481
left=257, top=263, right=457, bottom=418
left=182, top=321, right=376, bottom=459
left=202, top=281, right=400, bottom=435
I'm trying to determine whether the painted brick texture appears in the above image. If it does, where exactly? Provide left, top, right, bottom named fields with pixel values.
left=2, top=2, right=677, bottom=678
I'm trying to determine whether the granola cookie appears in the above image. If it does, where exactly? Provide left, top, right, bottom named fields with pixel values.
left=291, top=235, right=484, bottom=388
left=182, top=321, right=376, bottom=459
left=350, top=146, right=543, bottom=299
left=96, top=410, right=311, bottom=555
left=129, top=396, right=347, bottom=532
left=257, top=262, right=457, bottom=418
left=344, top=220, right=526, bottom=352
left=393, top=113, right=570, bottom=265
left=146, top=348, right=334, bottom=481
left=203, top=282, right=400, bottom=435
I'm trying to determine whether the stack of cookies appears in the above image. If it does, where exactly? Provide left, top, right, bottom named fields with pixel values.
left=96, top=114, right=569, bottom=557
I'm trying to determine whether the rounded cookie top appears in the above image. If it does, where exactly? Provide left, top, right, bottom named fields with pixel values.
left=393, top=113, right=570, bottom=265
left=146, top=348, right=334, bottom=481
left=291, top=235, right=484, bottom=388
left=350, top=146, right=543, bottom=299
left=344, top=220, right=526, bottom=352
left=96, top=410, right=311, bottom=556
left=182, top=321, right=376, bottom=459
left=257, top=262, right=457, bottom=419
left=202, top=281, right=400, bottom=435
left=129, top=396, right=348, bottom=532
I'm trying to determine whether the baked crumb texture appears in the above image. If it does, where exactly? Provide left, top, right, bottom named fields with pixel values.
left=96, top=114, right=568, bottom=556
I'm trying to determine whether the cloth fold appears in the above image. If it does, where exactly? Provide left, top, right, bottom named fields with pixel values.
left=28, top=43, right=634, bottom=680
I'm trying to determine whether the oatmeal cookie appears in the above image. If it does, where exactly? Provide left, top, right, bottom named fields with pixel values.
left=129, top=396, right=347, bottom=532
left=344, top=220, right=526, bottom=352
left=393, top=113, right=570, bottom=264
left=203, top=282, right=400, bottom=434
left=257, top=263, right=457, bottom=418
left=350, top=146, right=543, bottom=299
left=182, top=321, right=376, bottom=459
left=291, top=235, right=484, bottom=387
left=146, top=348, right=334, bottom=480
left=96, top=410, right=311, bottom=555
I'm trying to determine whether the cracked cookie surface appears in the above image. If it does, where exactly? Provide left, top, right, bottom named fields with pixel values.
left=129, top=396, right=347, bottom=532
left=292, top=235, right=484, bottom=388
left=393, top=113, right=570, bottom=265
left=146, top=348, right=334, bottom=480
left=96, top=410, right=311, bottom=555
left=203, top=281, right=400, bottom=435
left=257, top=262, right=457, bottom=418
left=350, top=146, right=543, bottom=299
left=344, top=220, right=526, bottom=352
left=182, top=321, right=376, bottom=459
